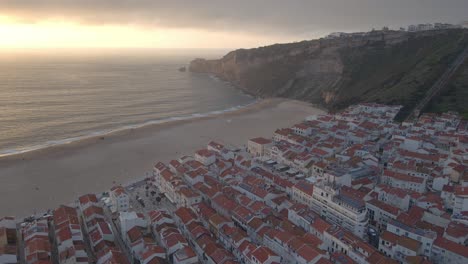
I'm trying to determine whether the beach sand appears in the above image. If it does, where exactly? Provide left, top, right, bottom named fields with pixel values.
left=0, top=98, right=324, bottom=217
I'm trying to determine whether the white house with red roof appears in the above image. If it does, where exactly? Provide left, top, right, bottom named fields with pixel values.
left=110, top=185, right=130, bottom=212
left=324, top=225, right=388, bottom=264
left=173, top=246, right=198, bottom=264
left=274, top=128, right=293, bottom=142
left=381, top=170, right=426, bottom=193
left=386, top=218, right=436, bottom=257
left=78, top=194, right=99, bottom=212
left=207, top=141, right=225, bottom=153
left=119, top=211, right=147, bottom=238
left=365, top=199, right=400, bottom=232
left=431, top=237, right=468, bottom=264
left=248, top=137, right=273, bottom=157
left=194, top=149, right=216, bottom=166
left=176, top=187, right=202, bottom=208
left=293, top=244, right=322, bottom=264
left=89, top=221, right=114, bottom=251
left=22, top=219, right=52, bottom=264
left=138, top=245, right=166, bottom=264
left=375, top=185, right=411, bottom=211
left=96, top=247, right=130, bottom=264
left=310, top=184, right=368, bottom=238
left=292, top=181, right=314, bottom=207
left=293, top=123, right=313, bottom=136
left=52, top=205, right=89, bottom=264
left=453, top=186, right=468, bottom=215
left=443, top=221, right=468, bottom=245
left=378, top=230, right=422, bottom=262
left=160, top=228, right=188, bottom=256
left=148, top=210, right=174, bottom=228
left=441, top=185, right=455, bottom=210
left=248, top=246, right=280, bottom=264
left=293, top=152, right=315, bottom=174
left=184, top=167, right=208, bottom=186
left=125, top=226, right=146, bottom=257
left=287, top=205, right=330, bottom=242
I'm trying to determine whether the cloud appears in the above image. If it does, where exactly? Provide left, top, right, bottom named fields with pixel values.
left=1, top=0, right=467, bottom=37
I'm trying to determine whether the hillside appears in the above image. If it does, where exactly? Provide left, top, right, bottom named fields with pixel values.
left=189, top=29, right=468, bottom=119
left=426, top=60, right=468, bottom=119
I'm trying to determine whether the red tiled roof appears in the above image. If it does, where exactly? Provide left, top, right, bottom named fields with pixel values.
left=174, top=246, right=196, bottom=261
left=78, top=194, right=98, bottom=205
left=445, top=221, right=468, bottom=239
left=251, top=246, right=278, bottom=263
left=294, top=181, right=314, bottom=195
left=208, top=141, right=224, bottom=151
left=310, top=217, right=331, bottom=234
left=454, top=186, right=468, bottom=196
left=110, top=186, right=127, bottom=196
left=174, top=207, right=197, bottom=225
left=383, top=170, right=424, bottom=184
left=212, top=194, right=237, bottom=211
left=397, top=206, right=424, bottom=226
left=195, top=149, right=215, bottom=158
left=127, top=226, right=142, bottom=243
left=53, top=205, right=79, bottom=226
left=296, top=245, right=320, bottom=262
left=367, top=199, right=400, bottom=216
left=434, top=237, right=468, bottom=258
left=83, top=206, right=104, bottom=219
left=249, top=137, right=272, bottom=145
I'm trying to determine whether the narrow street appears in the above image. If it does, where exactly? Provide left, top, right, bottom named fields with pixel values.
left=102, top=204, right=134, bottom=264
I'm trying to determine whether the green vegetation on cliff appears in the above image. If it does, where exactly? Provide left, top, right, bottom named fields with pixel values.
left=190, top=29, right=468, bottom=119
left=426, top=61, right=468, bottom=119
left=335, top=30, right=468, bottom=120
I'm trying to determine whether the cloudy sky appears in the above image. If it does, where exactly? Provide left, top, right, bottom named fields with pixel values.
left=0, top=0, right=466, bottom=49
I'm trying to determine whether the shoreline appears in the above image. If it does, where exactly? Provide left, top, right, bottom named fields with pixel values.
left=0, top=98, right=260, bottom=161
left=0, top=98, right=274, bottom=165
left=0, top=98, right=324, bottom=217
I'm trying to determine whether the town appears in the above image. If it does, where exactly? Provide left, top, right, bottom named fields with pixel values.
left=1, top=103, right=468, bottom=264
left=325, top=21, right=468, bottom=39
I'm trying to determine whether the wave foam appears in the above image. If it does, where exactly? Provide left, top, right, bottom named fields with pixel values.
left=0, top=100, right=258, bottom=158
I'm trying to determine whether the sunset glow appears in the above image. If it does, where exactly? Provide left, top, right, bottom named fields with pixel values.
left=0, top=16, right=294, bottom=49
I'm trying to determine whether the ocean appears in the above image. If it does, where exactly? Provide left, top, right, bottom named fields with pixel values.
left=0, top=49, right=254, bottom=157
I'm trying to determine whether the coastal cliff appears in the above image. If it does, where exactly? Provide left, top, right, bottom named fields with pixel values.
left=190, top=29, right=468, bottom=117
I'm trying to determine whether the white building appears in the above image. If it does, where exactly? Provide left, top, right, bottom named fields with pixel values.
left=366, top=199, right=400, bottom=231
left=431, top=237, right=468, bottom=264
left=324, top=225, right=380, bottom=264
left=194, top=149, right=216, bottom=166
left=379, top=231, right=421, bottom=262
left=382, top=170, right=426, bottom=193
left=386, top=219, right=436, bottom=257
left=375, top=185, right=411, bottom=211
left=291, top=181, right=315, bottom=207
left=248, top=137, right=272, bottom=157
left=110, top=186, right=130, bottom=212
left=119, top=211, right=147, bottom=238
left=310, top=184, right=368, bottom=238
left=453, top=186, right=468, bottom=215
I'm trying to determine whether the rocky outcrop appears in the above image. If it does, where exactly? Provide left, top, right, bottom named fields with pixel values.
left=190, top=29, right=468, bottom=114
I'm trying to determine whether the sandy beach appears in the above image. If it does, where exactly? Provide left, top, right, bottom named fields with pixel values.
left=0, top=98, right=324, bottom=217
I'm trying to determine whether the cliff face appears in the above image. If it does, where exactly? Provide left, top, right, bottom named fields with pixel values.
left=190, top=29, right=468, bottom=114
